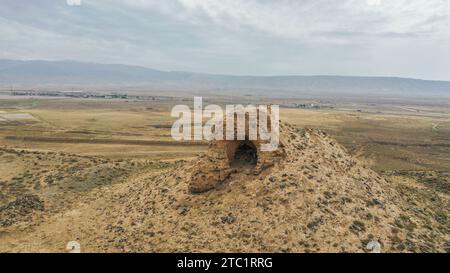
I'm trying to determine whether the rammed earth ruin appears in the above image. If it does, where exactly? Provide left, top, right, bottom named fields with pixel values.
left=171, top=97, right=280, bottom=151
left=187, top=103, right=286, bottom=193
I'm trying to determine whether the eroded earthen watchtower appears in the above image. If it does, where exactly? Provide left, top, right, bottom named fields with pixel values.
left=189, top=106, right=285, bottom=193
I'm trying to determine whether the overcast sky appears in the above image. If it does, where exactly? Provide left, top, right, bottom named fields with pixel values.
left=0, top=0, right=449, bottom=80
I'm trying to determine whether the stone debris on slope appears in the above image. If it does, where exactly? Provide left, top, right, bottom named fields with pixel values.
left=97, top=124, right=404, bottom=252
left=0, top=194, right=44, bottom=227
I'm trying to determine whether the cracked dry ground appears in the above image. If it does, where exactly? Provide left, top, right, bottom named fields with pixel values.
left=0, top=124, right=449, bottom=252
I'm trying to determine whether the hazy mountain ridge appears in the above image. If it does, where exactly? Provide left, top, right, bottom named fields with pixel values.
left=1, top=59, right=449, bottom=96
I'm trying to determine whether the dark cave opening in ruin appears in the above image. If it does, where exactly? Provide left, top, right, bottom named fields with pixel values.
left=231, top=140, right=257, bottom=169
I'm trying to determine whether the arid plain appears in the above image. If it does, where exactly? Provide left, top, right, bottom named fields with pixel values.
left=0, top=91, right=448, bottom=252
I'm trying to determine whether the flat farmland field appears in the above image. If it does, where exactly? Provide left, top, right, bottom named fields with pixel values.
left=1, top=97, right=448, bottom=171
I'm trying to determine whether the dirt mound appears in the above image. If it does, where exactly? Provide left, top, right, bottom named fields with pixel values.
left=94, top=123, right=405, bottom=252
left=2, top=123, right=446, bottom=252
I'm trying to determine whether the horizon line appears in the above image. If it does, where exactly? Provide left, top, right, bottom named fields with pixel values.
left=1, top=58, right=450, bottom=83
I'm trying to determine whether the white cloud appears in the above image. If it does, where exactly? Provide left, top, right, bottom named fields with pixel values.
left=0, top=0, right=449, bottom=79
left=66, top=0, right=82, bottom=6
left=116, top=0, right=450, bottom=40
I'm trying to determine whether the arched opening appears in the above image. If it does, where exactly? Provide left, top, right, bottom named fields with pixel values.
left=230, top=141, right=257, bottom=169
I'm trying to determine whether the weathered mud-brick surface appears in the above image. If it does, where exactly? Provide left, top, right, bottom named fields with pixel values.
left=189, top=107, right=286, bottom=193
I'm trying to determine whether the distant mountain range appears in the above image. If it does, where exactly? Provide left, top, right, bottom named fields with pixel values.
left=1, top=59, right=449, bottom=97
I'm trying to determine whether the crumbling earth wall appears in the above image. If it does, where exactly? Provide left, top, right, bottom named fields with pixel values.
left=189, top=107, right=286, bottom=193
